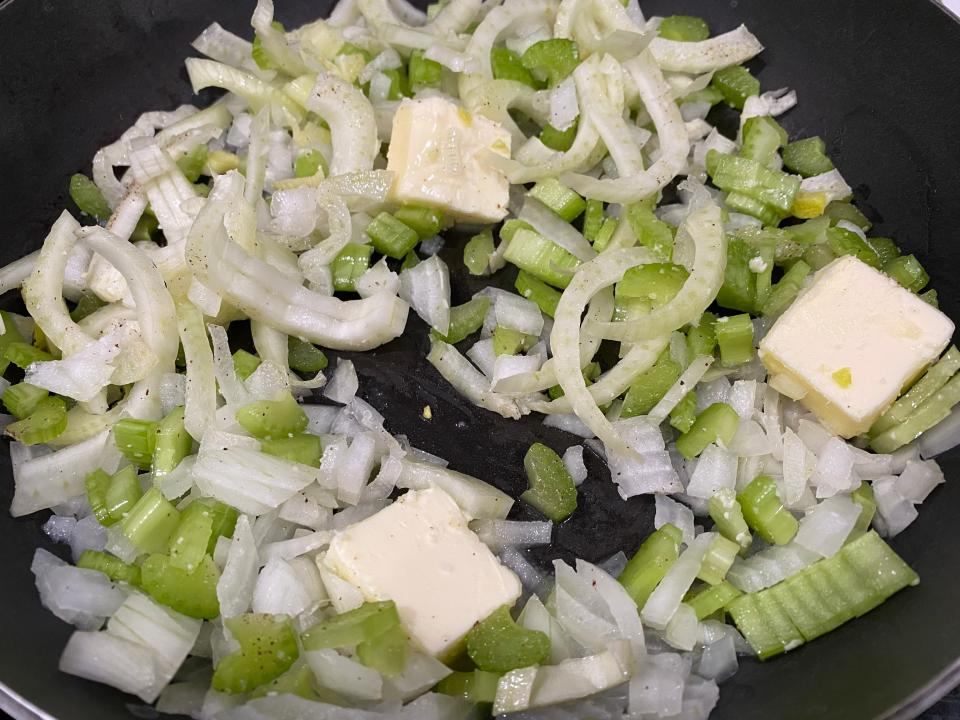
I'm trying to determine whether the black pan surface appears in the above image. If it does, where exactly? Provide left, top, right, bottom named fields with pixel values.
left=1, top=1, right=959, bottom=718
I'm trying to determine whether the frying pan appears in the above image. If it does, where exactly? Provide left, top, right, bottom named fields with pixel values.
left=1, top=0, right=959, bottom=718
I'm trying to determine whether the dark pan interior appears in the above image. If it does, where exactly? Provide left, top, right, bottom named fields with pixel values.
left=1, top=1, right=959, bottom=718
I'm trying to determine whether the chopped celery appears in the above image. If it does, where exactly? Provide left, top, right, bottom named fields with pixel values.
left=824, top=201, right=872, bottom=231
left=287, top=337, right=328, bottom=374
left=113, top=418, right=159, bottom=469
left=528, top=179, right=586, bottom=222
left=500, top=219, right=535, bottom=243
left=7, top=396, right=67, bottom=445
left=849, top=482, right=877, bottom=540
left=687, top=581, right=741, bottom=620
left=782, top=137, right=834, bottom=178
left=762, top=260, right=811, bottom=317
left=740, top=116, right=787, bottom=166
left=168, top=499, right=216, bottom=571
left=408, top=49, right=442, bottom=90
left=4, top=342, right=53, bottom=369
left=176, top=144, right=209, bottom=182
left=356, top=623, right=407, bottom=676
left=866, top=237, right=900, bottom=266
left=492, top=326, right=534, bottom=357
left=503, top=228, right=580, bottom=288
left=302, top=601, right=401, bottom=650
left=332, top=243, right=374, bottom=292
left=591, top=217, right=619, bottom=252
left=737, top=475, right=798, bottom=545
left=726, top=594, right=789, bottom=660
left=619, top=524, right=683, bottom=608
left=687, top=86, right=724, bottom=106
left=437, top=670, right=501, bottom=704
left=715, top=314, right=754, bottom=366
left=261, top=433, right=323, bottom=467
left=884, top=254, right=929, bottom=292
left=547, top=361, right=600, bottom=400
left=69, top=173, right=112, bottom=220
left=491, top=47, right=539, bottom=88
left=121, top=487, right=181, bottom=554
left=249, top=662, right=319, bottom=701
left=669, top=390, right=698, bottom=433
left=709, top=487, right=753, bottom=552
left=872, top=346, right=960, bottom=435
left=85, top=469, right=113, bottom=526
left=658, top=15, right=710, bottom=41
left=515, top=271, right=561, bottom=318
left=232, top=349, right=262, bottom=380
left=621, top=349, right=681, bottom=418
left=431, top=297, right=490, bottom=344
left=105, top=465, right=143, bottom=524
left=617, top=263, right=688, bottom=306
left=698, top=535, right=740, bottom=585
left=0, top=310, right=26, bottom=374
left=707, top=150, right=801, bottom=214
left=213, top=614, right=299, bottom=694
left=251, top=20, right=284, bottom=69
left=294, top=149, right=325, bottom=178
left=205, top=150, right=240, bottom=175
left=826, top=227, right=881, bottom=269
left=204, top=499, right=239, bottom=553
left=921, top=288, right=939, bottom=307
left=153, top=406, right=193, bottom=477
left=839, top=530, right=918, bottom=597
left=870, top=371, right=960, bottom=453
left=521, top=442, right=578, bottom=521
left=582, top=199, right=604, bottom=242
left=711, top=65, right=760, bottom=110
left=236, top=391, right=308, bottom=439
left=401, top=250, right=420, bottom=270
left=686, top=311, right=717, bottom=359
left=367, top=212, right=419, bottom=259
left=521, top=39, right=580, bottom=86
left=70, top=292, right=107, bottom=322
left=381, top=67, right=409, bottom=100
left=394, top=205, right=446, bottom=239
left=77, top=550, right=141, bottom=586
left=676, top=403, right=740, bottom=459
left=626, top=206, right=674, bottom=261
left=540, top=119, right=578, bottom=152
left=141, top=553, right=221, bottom=619
left=3, top=382, right=48, bottom=419
left=464, top=229, right=495, bottom=276
left=716, top=237, right=757, bottom=313
left=466, top=605, right=550, bottom=673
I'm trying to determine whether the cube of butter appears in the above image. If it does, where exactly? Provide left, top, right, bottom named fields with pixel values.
left=386, top=97, right=511, bottom=224
left=759, top=255, right=953, bottom=438
left=322, top=487, right=521, bottom=658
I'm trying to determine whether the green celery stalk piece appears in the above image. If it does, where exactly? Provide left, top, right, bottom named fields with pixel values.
left=464, top=229, right=495, bottom=276
left=213, top=614, right=300, bottom=694
left=716, top=237, right=758, bottom=313
left=740, top=116, right=787, bottom=166
left=153, top=406, right=193, bottom=477
left=669, top=390, right=699, bottom=434
left=528, top=179, right=586, bottom=222
left=503, top=228, right=580, bottom=288
left=715, top=313, right=755, bottom=367
left=706, top=150, right=800, bottom=214
left=7, top=396, right=67, bottom=445
left=121, top=487, right=181, bottom=554
left=249, top=661, right=322, bottom=701
left=492, top=326, right=533, bottom=357
left=618, top=524, right=683, bottom=607
left=294, top=149, right=325, bottom=178
left=236, top=391, right=308, bottom=439
left=521, top=39, right=580, bottom=86
left=394, top=205, right=446, bottom=239
left=466, top=605, right=550, bottom=673
left=233, top=349, right=262, bottom=381
left=675, top=403, right=740, bottom=459
left=177, top=144, right=209, bottom=182
left=826, top=227, right=881, bottom=269
left=408, top=50, right=442, bottom=90
left=736, top=474, right=798, bottom=545
left=616, top=263, right=689, bottom=306
left=2, top=382, right=47, bottom=419
left=686, top=311, right=717, bottom=359
left=69, top=173, right=112, bottom=220
left=302, top=601, right=402, bottom=650
left=367, top=211, right=419, bottom=259
left=113, top=418, right=159, bottom=469
left=85, top=469, right=114, bottom=527
left=762, top=260, right=811, bottom=317
left=515, top=271, right=561, bottom=318
left=331, top=243, right=374, bottom=292
left=70, top=292, right=107, bottom=321
left=824, top=201, right=872, bottom=231
left=105, top=465, right=143, bottom=525
left=520, top=442, right=577, bottom=521
left=658, top=15, right=710, bottom=41
left=884, top=254, right=929, bottom=293
left=782, top=136, right=834, bottom=178
left=0, top=310, right=27, bottom=374
left=727, top=593, right=784, bottom=660
left=431, top=297, right=490, bottom=344
left=754, top=589, right=805, bottom=654
left=540, top=119, right=578, bottom=152
left=260, top=433, right=323, bottom=467
left=490, top=46, right=540, bottom=88
left=872, top=348, right=960, bottom=436
left=848, top=482, right=877, bottom=540
left=686, top=581, right=741, bottom=620
left=287, top=337, right=328, bottom=374
left=3, top=341, right=52, bottom=370
left=77, top=550, right=141, bottom=586
left=356, top=622, right=408, bottom=676
left=582, top=199, right=604, bottom=242
left=711, top=65, right=760, bottom=110
left=167, top=500, right=216, bottom=572
left=621, top=349, right=681, bottom=418
left=708, top=487, right=752, bottom=551
left=626, top=206, right=674, bottom=261
left=839, top=530, right=919, bottom=597
left=140, top=553, right=221, bottom=620
left=870, top=371, right=960, bottom=453
left=697, top=534, right=740, bottom=585
left=437, top=669, right=501, bottom=704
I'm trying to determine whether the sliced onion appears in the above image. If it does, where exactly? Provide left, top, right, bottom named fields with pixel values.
left=649, top=25, right=763, bottom=73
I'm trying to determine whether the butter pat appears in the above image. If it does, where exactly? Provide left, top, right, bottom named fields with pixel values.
left=759, top=256, right=953, bottom=437
left=323, top=487, right=521, bottom=658
left=386, top=97, right=511, bottom=224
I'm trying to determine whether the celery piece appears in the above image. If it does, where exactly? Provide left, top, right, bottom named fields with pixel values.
left=726, top=192, right=783, bottom=226
left=85, top=469, right=114, bottom=526
left=669, top=390, right=699, bottom=433
left=122, top=487, right=181, bottom=554
left=141, top=553, right=221, bottom=620
left=77, top=550, right=141, bottom=586
left=715, top=313, right=754, bottom=367
left=287, top=337, right=328, bottom=374
left=408, top=49, right=443, bottom=90
left=686, top=311, right=717, bottom=359
left=249, top=662, right=320, bottom=701
left=106, top=465, right=143, bottom=524
left=866, top=237, right=900, bottom=267
left=621, top=349, right=681, bottom=418
left=872, top=347, right=960, bottom=435
left=824, top=201, right=872, bottom=231
left=294, top=149, right=326, bottom=179
left=884, top=254, right=929, bottom=292
left=394, top=205, right=446, bottom=240
left=466, top=605, right=550, bottom=673
left=582, top=199, right=604, bottom=242
left=332, top=243, right=374, bottom=292
left=464, top=229, right=495, bottom=276
left=540, top=119, right=578, bottom=152
left=0, top=310, right=25, bottom=374
left=356, top=623, right=407, bottom=677
left=381, top=67, right=409, bottom=100
left=236, top=391, right=308, bottom=439
left=826, top=226, right=881, bottom=269
left=168, top=500, right=215, bottom=572
left=337, top=42, right=371, bottom=62
left=547, top=362, right=600, bottom=400
left=737, top=475, right=798, bottom=545
left=687, top=86, right=725, bottom=106
left=205, top=150, right=240, bottom=175
left=782, top=137, right=834, bottom=178
left=697, top=534, right=741, bottom=585
left=740, top=116, right=787, bottom=166
left=521, top=442, right=577, bottom=521
left=4, top=342, right=53, bottom=369
left=708, top=488, right=752, bottom=552
left=768, top=576, right=833, bottom=641
left=3, top=382, right=48, bottom=419
left=113, top=418, right=159, bottom=469
left=492, top=326, right=534, bottom=357
left=716, top=237, right=757, bottom=313
left=921, top=289, right=939, bottom=307
left=619, top=524, right=683, bottom=608
left=432, top=297, right=490, bottom=344
left=367, top=212, right=419, bottom=259
left=401, top=250, right=420, bottom=270
left=755, top=590, right=805, bottom=655
left=70, top=292, right=107, bottom=322
left=515, top=271, right=561, bottom=318
left=727, top=594, right=788, bottom=660
left=762, top=260, right=811, bottom=317
left=870, top=370, right=960, bottom=453
left=840, top=530, right=918, bottom=597
left=819, top=554, right=882, bottom=617
left=232, top=349, right=262, bottom=381
left=153, top=406, right=193, bottom=477
left=302, top=601, right=401, bottom=650
left=69, top=173, right=112, bottom=220
left=437, top=670, right=501, bottom=705
left=592, top=217, right=619, bottom=252
left=617, top=263, right=689, bottom=306
left=203, top=499, right=239, bottom=554
left=500, top=219, right=535, bottom=244
left=490, top=46, right=540, bottom=88
left=521, top=39, right=580, bottom=86
left=177, top=144, right=209, bottom=183
left=261, top=433, right=323, bottom=467
left=687, top=581, right=741, bottom=620
left=503, top=228, right=580, bottom=288
left=676, top=403, right=740, bottom=459
left=213, top=614, right=299, bottom=694
left=528, top=179, right=586, bottom=222
left=251, top=20, right=284, bottom=69
left=626, top=206, right=674, bottom=261
left=711, top=65, right=760, bottom=110
left=708, top=151, right=801, bottom=214
left=7, top=396, right=67, bottom=445
left=658, top=15, right=710, bottom=41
